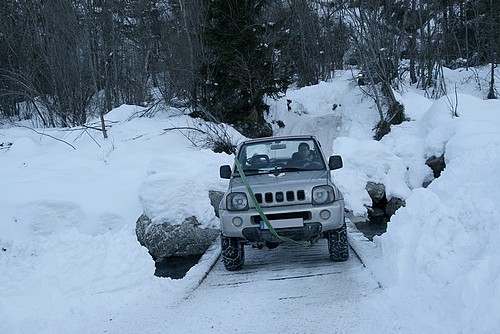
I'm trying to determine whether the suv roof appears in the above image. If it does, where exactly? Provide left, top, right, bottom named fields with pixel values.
left=238, top=135, right=319, bottom=145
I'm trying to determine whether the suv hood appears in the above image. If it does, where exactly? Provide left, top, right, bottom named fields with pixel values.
left=229, top=170, right=329, bottom=191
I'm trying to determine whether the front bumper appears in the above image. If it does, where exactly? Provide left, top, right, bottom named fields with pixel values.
left=219, top=200, right=345, bottom=239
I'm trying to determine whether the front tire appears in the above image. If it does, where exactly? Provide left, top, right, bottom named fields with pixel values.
left=221, top=235, right=245, bottom=271
left=327, top=223, right=349, bottom=262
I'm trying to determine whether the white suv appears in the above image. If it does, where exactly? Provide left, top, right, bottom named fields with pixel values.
left=218, top=135, right=348, bottom=270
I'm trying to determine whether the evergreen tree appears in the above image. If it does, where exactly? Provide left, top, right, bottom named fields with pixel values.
left=200, top=0, right=291, bottom=137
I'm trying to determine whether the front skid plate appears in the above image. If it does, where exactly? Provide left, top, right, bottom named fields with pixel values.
left=242, top=223, right=322, bottom=242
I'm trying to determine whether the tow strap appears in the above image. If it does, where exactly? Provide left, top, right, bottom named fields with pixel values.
left=234, top=157, right=305, bottom=246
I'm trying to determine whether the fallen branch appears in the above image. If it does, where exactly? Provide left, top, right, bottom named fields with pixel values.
left=16, top=125, right=76, bottom=150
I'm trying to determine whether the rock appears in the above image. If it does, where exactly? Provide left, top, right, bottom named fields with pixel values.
left=234, top=121, right=273, bottom=138
left=385, top=197, right=406, bottom=216
left=209, top=190, right=224, bottom=218
left=367, top=206, right=386, bottom=218
left=365, top=181, right=386, bottom=204
left=365, top=182, right=406, bottom=221
left=426, top=154, right=445, bottom=178
left=136, top=214, right=219, bottom=260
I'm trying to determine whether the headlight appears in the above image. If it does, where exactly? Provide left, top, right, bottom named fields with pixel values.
left=226, top=192, right=249, bottom=211
left=312, top=186, right=334, bottom=204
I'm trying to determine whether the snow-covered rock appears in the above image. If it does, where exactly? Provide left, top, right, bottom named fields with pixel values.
left=136, top=213, right=219, bottom=259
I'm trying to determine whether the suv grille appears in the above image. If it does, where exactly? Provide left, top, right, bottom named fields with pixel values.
left=254, top=190, right=305, bottom=204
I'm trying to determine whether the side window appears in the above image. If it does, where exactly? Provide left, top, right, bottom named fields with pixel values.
left=238, top=147, right=249, bottom=168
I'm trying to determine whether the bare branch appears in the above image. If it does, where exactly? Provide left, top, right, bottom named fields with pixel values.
left=15, top=125, right=76, bottom=150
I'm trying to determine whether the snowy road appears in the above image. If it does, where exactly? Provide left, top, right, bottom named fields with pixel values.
left=100, top=232, right=403, bottom=334
left=165, top=240, right=380, bottom=334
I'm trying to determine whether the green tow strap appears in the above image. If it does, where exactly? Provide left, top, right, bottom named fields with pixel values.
left=234, top=157, right=304, bottom=245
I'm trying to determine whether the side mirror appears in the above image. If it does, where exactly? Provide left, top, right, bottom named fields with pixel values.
left=219, top=165, right=232, bottom=179
left=328, top=155, right=343, bottom=170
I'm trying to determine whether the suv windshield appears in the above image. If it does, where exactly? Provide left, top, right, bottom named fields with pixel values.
left=236, top=138, right=326, bottom=176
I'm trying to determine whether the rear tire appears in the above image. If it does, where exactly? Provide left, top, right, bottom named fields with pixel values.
left=221, top=235, right=245, bottom=271
left=327, top=223, right=349, bottom=262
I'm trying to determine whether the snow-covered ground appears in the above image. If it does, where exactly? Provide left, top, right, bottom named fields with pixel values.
left=0, top=67, right=499, bottom=333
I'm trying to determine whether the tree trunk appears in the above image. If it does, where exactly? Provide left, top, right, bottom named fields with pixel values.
left=487, top=62, right=496, bottom=99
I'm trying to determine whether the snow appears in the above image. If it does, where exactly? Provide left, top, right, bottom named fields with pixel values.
left=1, top=67, right=499, bottom=333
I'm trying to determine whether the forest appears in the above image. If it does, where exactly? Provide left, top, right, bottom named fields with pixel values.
left=1, top=0, right=498, bottom=139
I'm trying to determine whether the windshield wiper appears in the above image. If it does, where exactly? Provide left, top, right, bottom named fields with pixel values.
left=278, top=167, right=306, bottom=172
left=236, top=169, right=272, bottom=176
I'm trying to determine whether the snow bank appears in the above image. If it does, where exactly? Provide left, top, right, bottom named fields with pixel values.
left=0, top=106, right=233, bottom=334
left=331, top=137, right=412, bottom=216
left=138, top=148, right=231, bottom=227
left=372, top=94, right=500, bottom=333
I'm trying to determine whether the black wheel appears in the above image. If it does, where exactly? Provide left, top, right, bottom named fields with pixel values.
left=327, top=223, right=349, bottom=262
left=221, top=235, right=245, bottom=271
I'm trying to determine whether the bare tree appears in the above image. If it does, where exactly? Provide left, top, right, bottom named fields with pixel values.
left=1, top=0, right=94, bottom=127
left=348, top=0, right=406, bottom=139
left=485, top=0, right=499, bottom=99
left=1, top=0, right=496, bottom=137
left=159, top=0, right=206, bottom=106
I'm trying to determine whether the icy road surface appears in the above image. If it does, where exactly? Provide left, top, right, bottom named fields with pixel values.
left=100, top=227, right=404, bottom=334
